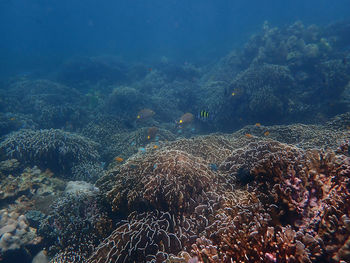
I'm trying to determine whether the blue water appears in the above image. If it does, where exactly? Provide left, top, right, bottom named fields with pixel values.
left=0, top=0, right=349, bottom=76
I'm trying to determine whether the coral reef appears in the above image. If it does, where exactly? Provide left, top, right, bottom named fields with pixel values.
left=99, top=149, right=221, bottom=214
left=0, top=129, right=101, bottom=180
left=0, top=113, right=25, bottom=137
left=39, top=192, right=112, bottom=263
left=81, top=125, right=350, bottom=262
left=103, top=127, right=176, bottom=162
left=87, top=211, right=185, bottom=263
left=0, top=209, right=42, bottom=260
left=0, top=166, right=65, bottom=210
left=70, top=162, right=105, bottom=182
left=55, top=56, right=138, bottom=90
left=3, top=80, right=87, bottom=129
left=198, top=21, right=350, bottom=130
left=233, top=123, right=350, bottom=150
left=217, top=63, right=296, bottom=126
left=106, top=86, right=147, bottom=120
left=0, top=19, right=349, bottom=263
left=0, top=159, right=21, bottom=175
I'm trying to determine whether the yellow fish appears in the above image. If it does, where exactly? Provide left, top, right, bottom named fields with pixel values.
left=255, top=123, right=261, bottom=127
left=264, top=131, right=270, bottom=136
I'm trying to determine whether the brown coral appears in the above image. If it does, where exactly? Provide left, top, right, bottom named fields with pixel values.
left=90, top=131, right=350, bottom=263
left=99, top=149, right=223, bottom=215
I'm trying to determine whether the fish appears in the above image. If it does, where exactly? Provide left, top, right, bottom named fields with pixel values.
left=197, top=110, right=214, bottom=122
left=147, top=126, right=158, bottom=140
left=229, top=88, right=244, bottom=98
left=178, top=113, right=194, bottom=125
left=264, top=131, right=270, bottom=136
left=153, top=145, right=159, bottom=149
left=139, top=147, right=146, bottom=153
left=137, top=108, right=155, bottom=121
left=115, top=157, right=124, bottom=162
left=245, top=133, right=253, bottom=138
left=255, top=123, right=261, bottom=127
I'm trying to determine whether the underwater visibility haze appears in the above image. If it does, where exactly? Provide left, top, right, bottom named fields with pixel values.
left=1, top=0, right=350, bottom=262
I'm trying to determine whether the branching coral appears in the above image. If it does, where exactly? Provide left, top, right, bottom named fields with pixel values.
left=0, top=129, right=101, bottom=179
left=44, top=131, right=350, bottom=263
left=99, top=149, right=223, bottom=215
left=40, top=192, right=112, bottom=263
left=4, top=79, right=86, bottom=129
left=87, top=211, right=184, bottom=263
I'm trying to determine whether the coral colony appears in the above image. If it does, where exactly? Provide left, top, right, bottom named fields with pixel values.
left=0, top=21, right=350, bottom=263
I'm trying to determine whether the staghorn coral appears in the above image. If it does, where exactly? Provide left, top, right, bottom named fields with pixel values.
left=184, top=139, right=349, bottom=262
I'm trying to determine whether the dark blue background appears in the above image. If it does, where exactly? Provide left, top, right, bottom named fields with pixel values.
left=0, top=0, right=349, bottom=76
